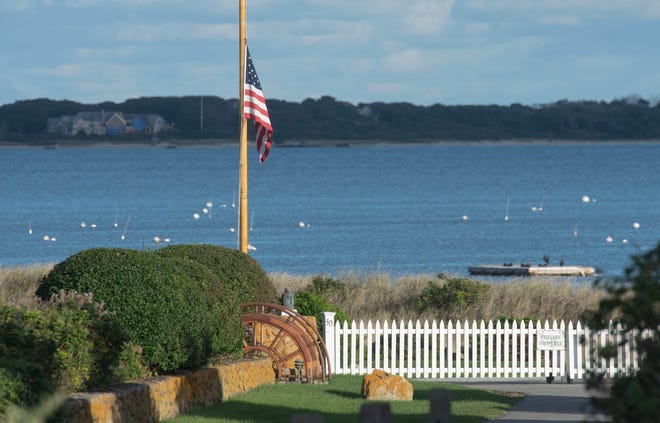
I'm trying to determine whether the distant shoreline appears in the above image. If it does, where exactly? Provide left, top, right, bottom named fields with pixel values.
left=1, top=138, right=660, bottom=149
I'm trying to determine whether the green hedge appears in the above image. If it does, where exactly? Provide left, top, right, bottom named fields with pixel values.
left=155, top=244, right=277, bottom=357
left=156, top=244, right=276, bottom=304
left=35, top=245, right=277, bottom=372
left=0, top=293, right=147, bottom=415
left=36, top=248, right=217, bottom=373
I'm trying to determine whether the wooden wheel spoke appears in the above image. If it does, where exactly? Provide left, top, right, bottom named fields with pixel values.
left=241, top=303, right=332, bottom=382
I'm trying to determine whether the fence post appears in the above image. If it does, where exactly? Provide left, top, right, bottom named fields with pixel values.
left=322, top=311, right=336, bottom=375
left=359, top=403, right=391, bottom=423
left=291, top=414, right=324, bottom=423
left=429, top=389, right=452, bottom=423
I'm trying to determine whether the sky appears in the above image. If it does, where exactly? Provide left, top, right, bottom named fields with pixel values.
left=1, top=0, right=659, bottom=107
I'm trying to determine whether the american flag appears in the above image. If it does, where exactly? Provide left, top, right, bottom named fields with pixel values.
left=244, top=46, right=273, bottom=163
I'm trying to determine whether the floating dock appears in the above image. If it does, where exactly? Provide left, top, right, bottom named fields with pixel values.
left=468, top=264, right=596, bottom=277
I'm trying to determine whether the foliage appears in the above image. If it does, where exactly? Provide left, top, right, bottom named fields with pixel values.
left=0, top=292, right=148, bottom=415
left=155, top=244, right=276, bottom=358
left=305, top=274, right=349, bottom=297
left=293, top=290, right=349, bottom=333
left=35, top=248, right=217, bottom=373
left=583, top=243, right=660, bottom=422
left=3, top=96, right=660, bottom=143
left=155, top=244, right=276, bottom=304
left=417, top=274, right=491, bottom=313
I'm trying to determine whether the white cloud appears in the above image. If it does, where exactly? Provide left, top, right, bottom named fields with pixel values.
left=28, top=64, right=82, bottom=77
left=464, top=0, right=660, bottom=20
left=0, top=0, right=31, bottom=12
left=75, top=46, right=135, bottom=59
left=403, top=0, right=455, bottom=36
left=117, top=22, right=235, bottom=42
left=381, top=49, right=427, bottom=73
left=295, top=19, right=375, bottom=47
left=539, top=15, right=581, bottom=26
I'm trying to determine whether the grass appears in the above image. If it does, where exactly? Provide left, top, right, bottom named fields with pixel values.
left=0, top=264, right=53, bottom=306
left=269, top=271, right=606, bottom=322
left=165, top=375, right=523, bottom=423
left=2, top=265, right=605, bottom=322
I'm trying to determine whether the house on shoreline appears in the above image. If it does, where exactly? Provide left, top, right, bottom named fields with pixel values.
left=47, top=111, right=171, bottom=136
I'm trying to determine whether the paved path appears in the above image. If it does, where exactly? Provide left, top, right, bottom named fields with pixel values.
left=460, top=381, right=609, bottom=422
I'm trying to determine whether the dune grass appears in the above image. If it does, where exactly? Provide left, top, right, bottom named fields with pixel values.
left=0, top=264, right=53, bottom=306
left=166, top=375, right=523, bottom=423
left=269, top=271, right=605, bottom=323
left=2, top=265, right=604, bottom=323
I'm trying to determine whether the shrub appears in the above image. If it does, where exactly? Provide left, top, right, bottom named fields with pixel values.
left=583, top=243, right=660, bottom=422
left=293, top=290, right=350, bottom=333
left=36, top=248, right=217, bottom=373
left=0, top=295, right=147, bottom=415
left=417, top=275, right=491, bottom=314
left=155, top=244, right=277, bottom=358
left=157, top=244, right=276, bottom=304
left=306, top=274, right=349, bottom=297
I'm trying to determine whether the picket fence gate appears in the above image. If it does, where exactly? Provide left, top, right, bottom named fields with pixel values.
left=320, top=312, right=642, bottom=381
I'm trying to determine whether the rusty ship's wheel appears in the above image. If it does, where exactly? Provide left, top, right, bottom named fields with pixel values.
left=241, top=303, right=331, bottom=382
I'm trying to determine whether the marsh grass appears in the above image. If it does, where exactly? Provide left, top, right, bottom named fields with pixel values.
left=167, top=374, right=522, bottom=423
left=270, top=272, right=606, bottom=323
left=3, top=265, right=604, bottom=322
left=0, top=264, right=53, bottom=306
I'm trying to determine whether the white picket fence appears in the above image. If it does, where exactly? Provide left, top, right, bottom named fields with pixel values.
left=321, top=312, right=642, bottom=380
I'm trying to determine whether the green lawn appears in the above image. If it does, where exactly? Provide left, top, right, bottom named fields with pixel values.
left=166, top=375, right=523, bottom=423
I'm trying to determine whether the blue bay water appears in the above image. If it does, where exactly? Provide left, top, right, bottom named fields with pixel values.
left=1, top=142, right=659, bottom=278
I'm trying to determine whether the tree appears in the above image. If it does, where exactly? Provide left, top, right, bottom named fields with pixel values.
left=583, top=243, right=660, bottom=422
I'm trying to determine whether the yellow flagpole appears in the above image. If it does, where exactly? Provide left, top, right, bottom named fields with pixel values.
left=238, top=0, right=248, bottom=253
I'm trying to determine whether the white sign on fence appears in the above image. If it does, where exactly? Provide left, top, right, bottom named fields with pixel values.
left=537, top=329, right=565, bottom=350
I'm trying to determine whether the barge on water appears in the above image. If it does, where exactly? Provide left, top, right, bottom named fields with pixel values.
left=468, top=264, right=596, bottom=277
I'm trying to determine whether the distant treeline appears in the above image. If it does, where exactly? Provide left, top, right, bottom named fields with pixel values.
left=1, top=95, right=660, bottom=144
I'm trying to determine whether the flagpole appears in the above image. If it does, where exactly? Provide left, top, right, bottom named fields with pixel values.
left=238, top=0, right=249, bottom=254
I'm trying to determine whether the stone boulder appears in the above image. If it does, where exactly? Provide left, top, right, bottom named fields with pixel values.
left=361, top=369, right=413, bottom=401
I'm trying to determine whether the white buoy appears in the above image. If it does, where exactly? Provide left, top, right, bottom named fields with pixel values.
left=229, top=227, right=235, bottom=233
left=298, top=221, right=305, bottom=228
left=50, top=237, right=56, bottom=242
left=193, top=213, right=200, bottom=220
left=202, top=208, right=209, bottom=214
left=153, top=236, right=161, bottom=243
left=42, top=235, right=50, bottom=241
left=622, top=239, right=628, bottom=244
left=206, top=202, right=213, bottom=208
left=581, top=195, right=590, bottom=203
left=121, top=235, right=126, bottom=240
left=28, top=228, right=32, bottom=235
left=90, top=223, right=97, bottom=228
left=462, top=214, right=468, bottom=221
left=164, top=238, right=171, bottom=243
left=605, top=235, right=613, bottom=243
left=113, top=222, right=119, bottom=228
left=80, top=221, right=87, bottom=228
left=633, top=222, right=640, bottom=229
left=247, top=244, right=256, bottom=251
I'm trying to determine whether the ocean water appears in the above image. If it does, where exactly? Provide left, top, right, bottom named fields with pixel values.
left=1, top=142, right=659, bottom=278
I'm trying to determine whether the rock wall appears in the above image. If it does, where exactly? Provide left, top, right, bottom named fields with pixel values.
left=64, top=358, right=274, bottom=423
